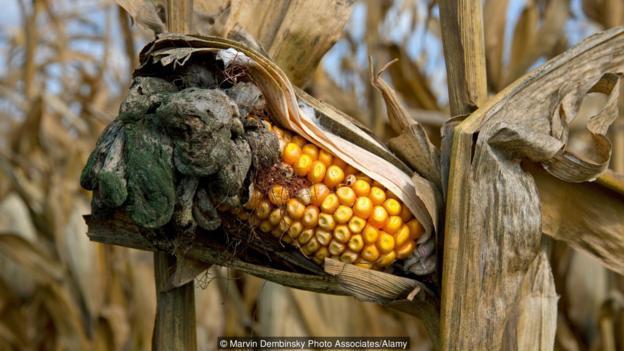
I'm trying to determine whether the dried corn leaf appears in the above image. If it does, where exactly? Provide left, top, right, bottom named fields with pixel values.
left=385, top=45, right=439, bottom=111
left=533, top=166, right=624, bottom=274
left=483, top=0, right=509, bottom=91
left=441, top=28, right=624, bottom=349
left=119, top=0, right=353, bottom=86
left=0, top=233, right=64, bottom=285
left=582, top=0, right=624, bottom=28
left=371, top=59, right=442, bottom=191
left=506, top=0, right=569, bottom=85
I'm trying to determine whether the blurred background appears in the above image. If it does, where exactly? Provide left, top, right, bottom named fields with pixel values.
left=0, top=0, right=622, bottom=350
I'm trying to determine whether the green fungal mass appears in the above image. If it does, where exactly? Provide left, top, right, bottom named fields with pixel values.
left=81, top=70, right=280, bottom=233
left=80, top=120, right=123, bottom=190
left=97, top=171, right=127, bottom=208
left=123, top=122, right=175, bottom=229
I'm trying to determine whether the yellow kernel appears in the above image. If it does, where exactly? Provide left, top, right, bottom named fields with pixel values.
left=296, top=188, right=311, bottom=205
left=302, top=237, right=320, bottom=255
left=298, top=229, right=314, bottom=244
left=302, top=205, right=320, bottom=228
left=347, top=216, right=366, bottom=234
left=286, top=199, right=306, bottom=219
left=369, top=206, right=389, bottom=228
left=362, top=225, right=379, bottom=244
left=313, top=247, right=329, bottom=264
left=256, top=200, right=271, bottom=219
left=340, top=250, right=358, bottom=263
left=336, top=186, right=356, bottom=206
left=377, top=232, right=395, bottom=253
left=318, top=213, right=336, bottom=231
left=344, top=165, right=358, bottom=176
left=302, top=144, right=319, bottom=160
left=383, top=198, right=401, bottom=216
left=400, top=204, right=413, bottom=222
left=315, top=229, right=332, bottom=246
left=333, top=205, right=353, bottom=224
left=407, top=219, right=424, bottom=240
left=291, top=135, right=306, bottom=147
left=396, top=241, right=415, bottom=259
left=278, top=216, right=292, bottom=233
left=282, top=143, right=302, bottom=165
left=355, top=262, right=373, bottom=269
left=307, top=161, right=326, bottom=183
left=268, top=185, right=289, bottom=206
left=333, top=225, right=351, bottom=243
left=328, top=240, right=346, bottom=256
left=271, top=226, right=284, bottom=238
left=352, top=179, right=371, bottom=197
left=376, top=251, right=397, bottom=268
left=361, top=245, right=380, bottom=262
left=383, top=216, right=403, bottom=234
left=288, top=221, right=303, bottom=239
left=310, top=184, right=330, bottom=206
left=324, top=165, right=345, bottom=188
left=353, top=197, right=373, bottom=219
left=294, top=154, right=313, bottom=176
left=268, top=208, right=284, bottom=226
left=394, top=224, right=411, bottom=247
left=348, top=234, right=364, bottom=252
left=259, top=220, right=272, bottom=233
left=318, top=149, right=333, bottom=166
left=244, top=190, right=263, bottom=209
left=369, top=186, right=386, bottom=205
left=282, top=234, right=293, bottom=244
left=321, top=193, right=340, bottom=214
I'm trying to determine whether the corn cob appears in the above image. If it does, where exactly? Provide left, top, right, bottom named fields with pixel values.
left=232, top=119, right=424, bottom=270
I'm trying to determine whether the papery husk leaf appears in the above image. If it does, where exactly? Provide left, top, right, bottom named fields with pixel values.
left=136, top=33, right=437, bottom=251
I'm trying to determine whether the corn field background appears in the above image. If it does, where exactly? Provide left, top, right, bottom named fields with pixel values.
left=0, top=0, right=623, bottom=350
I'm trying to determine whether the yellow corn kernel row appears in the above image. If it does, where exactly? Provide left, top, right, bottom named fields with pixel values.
left=237, top=120, right=424, bottom=270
